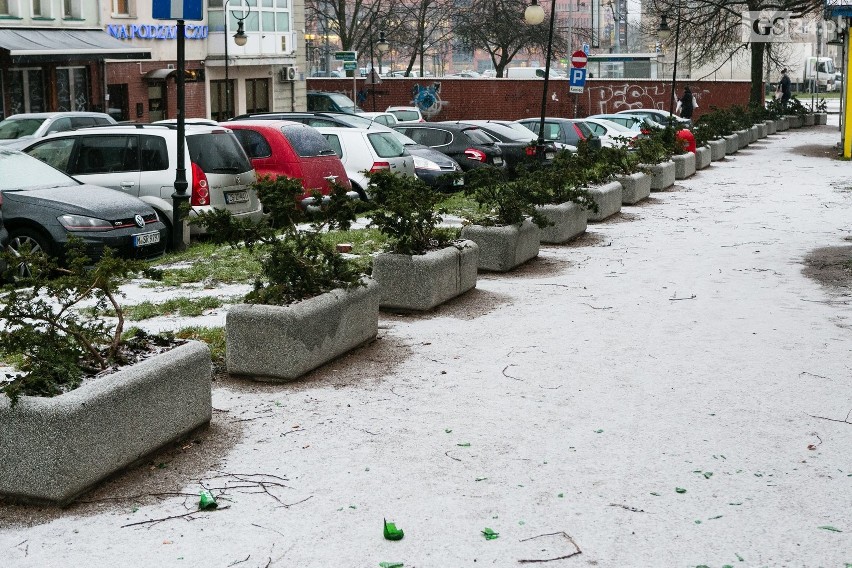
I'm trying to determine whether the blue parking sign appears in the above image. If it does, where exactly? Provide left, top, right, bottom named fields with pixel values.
left=569, top=67, right=587, bottom=94
left=153, top=0, right=203, bottom=20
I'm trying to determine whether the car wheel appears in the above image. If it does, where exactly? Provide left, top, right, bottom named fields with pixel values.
left=6, top=228, right=53, bottom=280
left=352, top=182, right=369, bottom=201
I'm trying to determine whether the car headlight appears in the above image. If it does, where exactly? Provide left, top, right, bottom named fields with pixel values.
left=58, top=214, right=115, bottom=232
left=412, top=155, right=442, bottom=170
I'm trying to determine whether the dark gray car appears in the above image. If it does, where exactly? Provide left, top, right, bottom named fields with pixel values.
left=0, top=148, right=166, bottom=278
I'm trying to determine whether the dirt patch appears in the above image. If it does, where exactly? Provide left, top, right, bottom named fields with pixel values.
left=486, top=255, right=566, bottom=279
left=382, top=287, right=511, bottom=321
left=595, top=211, right=642, bottom=224
left=651, top=184, right=684, bottom=193
left=629, top=196, right=667, bottom=208
left=560, top=231, right=611, bottom=248
left=789, top=144, right=840, bottom=159
left=802, top=245, right=852, bottom=293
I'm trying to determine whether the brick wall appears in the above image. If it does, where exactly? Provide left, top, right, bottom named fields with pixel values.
left=107, top=60, right=206, bottom=123
left=306, top=78, right=754, bottom=121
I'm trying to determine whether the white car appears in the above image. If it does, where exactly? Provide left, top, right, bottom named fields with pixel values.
left=359, top=112, right=399, bottom=127
left=0, top=112, right=115, bottom=148
left=315, top=127, right=416, bottom=199
left=581, top=118, right=639, bottom=147
left=22, top=124, right=262, bottom=241
left=386, top=106, right=425, bottom=122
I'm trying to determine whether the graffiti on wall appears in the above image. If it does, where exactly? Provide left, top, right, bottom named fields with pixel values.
left=411, top=83, right=446, bottom=118
left=586, top=83, right=709, bottom=115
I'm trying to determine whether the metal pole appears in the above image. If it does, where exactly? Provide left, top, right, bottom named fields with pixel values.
left=172, top=19, right=189, bottom=251
left=224, top=2, right=230, bottom=120
left=669, top=6, right=681, bottom=121
left=537, top=0, right=557, bottom=146
left=370, top=32, right=377, bottom=111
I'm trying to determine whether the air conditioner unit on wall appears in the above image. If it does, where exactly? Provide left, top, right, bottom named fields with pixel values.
left=278, top=66, right=297, bottom=82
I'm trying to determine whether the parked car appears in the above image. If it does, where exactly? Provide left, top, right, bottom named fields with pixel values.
left=307, top=91, right=362, bottom=114
left=386, top=129, right=464, bottom=191
left=0, top=112, right=115, bottom=147
left=616, top=108, right=691, bottom=128
left=447, top=120, right=557, bottom=175
left=223, top=120, right=354, bottom=206
left=315, top=127, right=416, bottom=199
left=580, top=117, right=640, bottom=147
left=587, top=113, right=647, bottom=132
left=21, top=124, right=261, bottom=243
left=393, top=122, right=504, bottom=171
left=0, top=188, right=7, bottom=274
left=231, top=111, right=379, bottom=129
left=516, top=117, right=601, bottom=151
left=0, top=147, right=166, bottom=278
left=386, top=106, right=425, bottom=122
left=359, top=111, right=399, bottom=127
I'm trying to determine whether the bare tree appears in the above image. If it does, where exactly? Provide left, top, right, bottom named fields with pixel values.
left=305, top=0, right=400, bottom=54
left=393, top=0, right=458, bottom=77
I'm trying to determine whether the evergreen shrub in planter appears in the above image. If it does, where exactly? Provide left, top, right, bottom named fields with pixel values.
left=633, top=130, right=676, bottom=190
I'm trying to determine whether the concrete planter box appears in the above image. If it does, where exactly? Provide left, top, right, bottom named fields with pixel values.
left=672, top=152, right=696, bottom=179
left=461, top=219, right=540, bottom=272
left=749, top=125, right=760, bottom=142
left=815, top=112, right=828, bottom=125
left=802, top=114, right=815, bottom=126
left=777, top=117, right=790, bottom=131
left=537, top=201, right=588, bottom=243
left=786, top=115, right=803, bottom=128
left=695, top=146, right=712, bottom=170
left=756, top=123, right=768, bottom=138
left=615, top=172, right=651, bottom=204
left=646, top=160, right=676, bottom=190
left=735, top=129, right=750, bottom=149
left=585, top=181, right=623, bottom=221
left=765, top=120, right=777, bottom=135
left=226, top=280, right=380, bottom=380
left=0, top=341, right=212, bottom=505
left=373, top=242, right=479, bottom=311
left=708, top=139, right=727, bottom=161
left=724, top=134, right=739, bottom=154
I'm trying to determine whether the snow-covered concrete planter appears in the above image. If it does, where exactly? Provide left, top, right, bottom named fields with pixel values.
left=695, top=146, right=711, bottom=170
left=615, top=172, right=651, bottom=204
left=0, top=341, right=212, bottom=505
left=802, top=114, right=815, bottom=126
left=735, top=129, right=750, bottom=149
left=460, top=220, right=540, bottom=272
left=756, top=123, right=768, bottom=138
left=372, top=242, right=479, bottom=311
left=646, top=160, right=676, bottom=190
left=537, top=201, right=588, bottom=243
left=815, top=113, right=828, bottom=125
left=724, top=134, right=739, bottom=154
left=749, top=125, right=760, bottom=142
left=708, top=139, right=727, bottom=161
left=765, top=120, right=777, bottom=135
left=585, top=181, right=622, bottom=221
left=672, top=153, right=696, bottom=179
left=786, top=115, right=803, bottom=128
left=776, top=117, right=789, bottom=131
left=226, top=280, right=380, bottom=380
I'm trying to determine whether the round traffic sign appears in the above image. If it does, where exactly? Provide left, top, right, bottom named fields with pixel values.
left=571, top=50, right=588, bottom=68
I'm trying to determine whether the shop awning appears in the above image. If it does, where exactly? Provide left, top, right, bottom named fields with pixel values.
left=0, top=28, right=150, bottom=63
left=144, top=69, right=177, bottom=80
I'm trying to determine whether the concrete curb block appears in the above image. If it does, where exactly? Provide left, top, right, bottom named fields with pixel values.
left=709, top=139, right=727, bottom=161
left=803, top=114, right=815, bottom=126
left=735, top=129, right=750, bottom=149
left=724, top=134, right=739, bottom=154
left=616, top=172, right=652, bottom=204
left=586, top=181, right=623, bottom=221
left=461, top=219, right=540, bottom=272
left=373, top=242, right=479, bottom=311
left=815, top=113, right=828, bottom=125
left=777, top=118, right=790, bottom=131
left=226, top=280, right=380, bottom=380
left=765, top=120, right=777, bottom=135
left=673, top=153, right=696, bottom=179
left=0, top=341, right=213, bottom=505
left=786, top=115, right=803, bottom=128
left=749, top=125, right=760, bottom=142
left=756, top=124, right=768, bottom=138
left=647, top=161, right=676, bottom=190
left=537, top=201, right=588, bottom=243
left=695, top=146, right=711, bottom=170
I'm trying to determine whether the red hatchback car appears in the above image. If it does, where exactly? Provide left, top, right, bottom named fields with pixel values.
left=223, top=120, right=352, bottom=204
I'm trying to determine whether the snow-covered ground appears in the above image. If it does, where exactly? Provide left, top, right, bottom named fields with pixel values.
left=2, top=122, right=851, bottom=567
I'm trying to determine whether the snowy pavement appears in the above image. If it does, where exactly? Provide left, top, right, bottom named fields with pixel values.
left=2, top=123, right=852, bottom=567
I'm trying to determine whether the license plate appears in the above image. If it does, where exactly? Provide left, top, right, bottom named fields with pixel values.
left=453, top=177, right=464, bottom=186
left=133, top=231, right=161, bottom=247
left=545, top=152, right=555, bottom=160
left=224, top=190, right=249, bottom=204
left=493, top=157, right=503, bottom=166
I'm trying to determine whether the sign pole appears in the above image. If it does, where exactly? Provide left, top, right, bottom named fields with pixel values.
left=172, top=19, right=189, bottom=251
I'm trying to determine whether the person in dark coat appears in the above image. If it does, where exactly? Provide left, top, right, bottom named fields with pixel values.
left=780, top=68, right=792, bottom=104
left=677, top=86, right=695, bottom=119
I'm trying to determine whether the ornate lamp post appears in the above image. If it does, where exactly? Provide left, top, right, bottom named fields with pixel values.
left=525, top=0, right=556, bottom=148
left=223, top=0, right=250, bottom=120
left=657, top=11, right=680, bottom=123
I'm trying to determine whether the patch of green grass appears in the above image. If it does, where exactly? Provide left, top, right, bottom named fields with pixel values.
left=146, top=241, right=261, bottom=286
left=92, top=296, right=230, bottom=321
left=173, top=326, right=226, bottom=366
left=438, top=192, right=482, bottom=220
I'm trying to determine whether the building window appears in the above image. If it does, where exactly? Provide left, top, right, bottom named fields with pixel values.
left=8, top=69, right=46, bottom=114
left=63, top=0, right=82, bottom=19
left=56, top=67, right=89, bottom=111
left=113, top=0, right=130, bottom=16
left=32, top=0, right=44, bottom=17
left=0, top=0, right=9, bottom=15
left=245, top=78, right=269, bottom=114
left=210, top=80, right=234, bottom=122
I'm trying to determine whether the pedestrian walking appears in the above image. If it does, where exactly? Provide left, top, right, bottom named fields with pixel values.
left=779, top=68, right=792, bottom=105
left=676, top=86, right=696, bottom=119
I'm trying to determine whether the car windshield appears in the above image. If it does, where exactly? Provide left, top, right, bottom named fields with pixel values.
left=187, top=131, right=252, bottom=173
left=0, top=150, right=77, bottom=190
left=326, top=93, right=359, bottom=113
left=391, top=110, right=420, bottom=121
left=281, top=125, right=338, bottom=157
left=0, top=118, right=46, bottom=140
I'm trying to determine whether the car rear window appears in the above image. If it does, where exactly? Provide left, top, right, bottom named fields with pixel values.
left=281, top=125, right=337, bottom=157
left=401, top=127, right=451, bottom=146
left=573, top=121, right=594, bottom=139
left=231, top=129, right=273, bottom=158
left=462, top=128, right=496, bottom=145
left=187, top=131, right=252, bottom=173
left=368, top=132, right=405, bottom=158
left=391, top=110, right=420, bottom=121
left=478, top=123, right=533, bottom=142
left=0, top=118, right=45, bottom=139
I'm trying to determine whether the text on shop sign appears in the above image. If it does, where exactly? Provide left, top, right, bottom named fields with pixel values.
left=106, top=23, right=209, bottom=40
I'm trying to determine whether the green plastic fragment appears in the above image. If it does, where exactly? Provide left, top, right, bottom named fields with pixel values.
left=198, top=490, right=218, bottom=510
left=383, top=518, right=405, bottom=541
left=379, top=563, right=404, bottom=568
left=457, top=442, right=471, bottom=447
left=349, top=505, right=357, bottom=509
left=818, top=525, right=842, bottom=532
left=729, top=502, right=742, bottom=506
left=735, top=553, right=744, bottom=561
left=445, top=429, right=452, bottom=433
left=703, top=472, right=713, bottom=479
left=708, top=515, right=723, bottom=520
left=594, top=429, right=604, bottom=433
left=558, top=493, right=564, bottom=498
left=482, top=527, right=499, bottom=540
left=696, top=565, right=710, bottom=568
left=519, top=520, right=525, bottom=525
left=650, top=492, right=660, bottom=496
left=676, top=487, right=687, bottom=494
left=694, top=520, right=702, bottom=524
left=723, top=565, right=734, bottom=568
left=131, top=506, right=139, bottom=513
left=475, top=477, right=488, bottom=482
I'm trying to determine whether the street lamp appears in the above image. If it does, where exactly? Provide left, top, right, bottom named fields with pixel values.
left=223, top=0, right=250, bottom=120
left=525, top=0, right=556, bottom=147
left=657, top=10, right=680, bottom=122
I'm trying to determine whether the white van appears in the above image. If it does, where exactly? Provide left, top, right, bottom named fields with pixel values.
left=504, top=67, right=562, bottom=79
